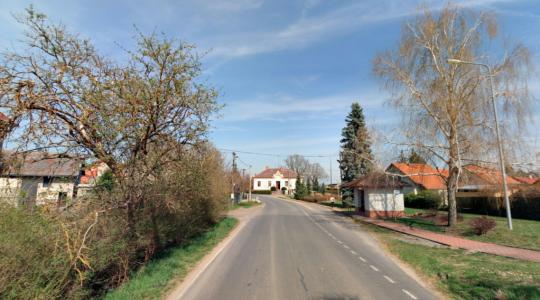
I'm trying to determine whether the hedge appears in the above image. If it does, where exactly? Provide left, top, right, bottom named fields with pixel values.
left=250, top=190, right=272, bottom=195
left=404, top=190, right=443, bottom=209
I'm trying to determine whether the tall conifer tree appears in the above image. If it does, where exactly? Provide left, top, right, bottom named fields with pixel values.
left=339, top=103, right=373, bottom=201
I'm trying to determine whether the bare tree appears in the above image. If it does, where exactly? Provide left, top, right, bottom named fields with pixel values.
left=0, top=8, right=219, bottom=229
left=373, top=4, right=533, bottom=226
left=306, top=162, right=328, bottom=183
left=285, top=154, right=311, bottom=177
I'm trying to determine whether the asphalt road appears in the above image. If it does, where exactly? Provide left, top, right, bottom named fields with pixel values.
left=179, top=195, right=439, bottom=300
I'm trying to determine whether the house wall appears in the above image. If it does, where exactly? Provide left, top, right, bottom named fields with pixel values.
left=353, top=188, right=404, bottom=218
left=35, top=178, right=76, bottom=205
left=253, top=177, right=297, bottom=191
left=0, top=178, right=22, bottom=205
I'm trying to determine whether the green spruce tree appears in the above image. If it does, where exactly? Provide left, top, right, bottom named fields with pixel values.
left=294, top=175, right=308, bottom=200
left=338, top=102, right=373, bottom=201
left=408, top=149, right=427, bottom=164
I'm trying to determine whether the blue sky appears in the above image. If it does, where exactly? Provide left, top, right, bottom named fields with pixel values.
left=1, top=0, right=539, bottom=180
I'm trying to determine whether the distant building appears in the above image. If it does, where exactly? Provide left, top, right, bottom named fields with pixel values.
left=253, top=167, right=297, bottom=194
left=457, top=164, right=521, bottom=198
left=77, top=161, right=110, bottom=196
left=0, top=152, right=83, bottom=207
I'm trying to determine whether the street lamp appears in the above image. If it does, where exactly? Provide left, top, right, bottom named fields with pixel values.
left=447, top=58, right=513, bottom=230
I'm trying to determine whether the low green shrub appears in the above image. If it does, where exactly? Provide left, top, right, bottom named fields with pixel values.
left=250, top=190, right=272, bottom=195
left=404, top=190, right=442, bottom=209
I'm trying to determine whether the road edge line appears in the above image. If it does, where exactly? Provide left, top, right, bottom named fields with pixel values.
left=164, top=208, right=259, bottom=300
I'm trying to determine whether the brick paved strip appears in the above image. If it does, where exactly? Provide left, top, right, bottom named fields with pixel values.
left=357, top=217, right=540, bottom=263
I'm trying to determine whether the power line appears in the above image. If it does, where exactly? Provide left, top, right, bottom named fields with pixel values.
left=217, top=147, right=338, bottom=158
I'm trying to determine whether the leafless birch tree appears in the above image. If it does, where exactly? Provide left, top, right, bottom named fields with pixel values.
left=373, top=4, right=533, bottom=226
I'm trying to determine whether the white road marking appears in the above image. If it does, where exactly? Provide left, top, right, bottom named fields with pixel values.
left=350, top=250, right=357, bottom=255
left=402, top=289, right=418, bottom=299
left=383, top=275, right=395, bottom=283
left=337, top=240, right=343, bottom=244
left=343, top=245, right=350, bottom=249
left=358, top=256, right=366, bottom=262
left=370, top=265, right=379, bottom=272
left=331, top=236, right=337, bottom=240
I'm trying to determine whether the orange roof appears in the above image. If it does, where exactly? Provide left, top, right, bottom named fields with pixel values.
left=463, top=165, right=520, bottom=185
left=389, top=163, right=447, bottom=190
left=253, top=167, right=297, bottom=179
left=514, top=176, right=539, bottom=185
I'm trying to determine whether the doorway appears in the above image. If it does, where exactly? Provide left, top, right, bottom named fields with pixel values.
left=359, top=190, right=365, bottom=212
left=276, top=181, right=281, bottom=190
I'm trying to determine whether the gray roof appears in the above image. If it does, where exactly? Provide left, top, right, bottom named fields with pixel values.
left=2, top=152, right=82, bottom=177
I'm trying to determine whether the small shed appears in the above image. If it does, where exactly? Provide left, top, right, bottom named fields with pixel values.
left=342, top=173, right=405, bottom=218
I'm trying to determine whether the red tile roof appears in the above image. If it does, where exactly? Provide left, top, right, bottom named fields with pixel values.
left=253, top=167, right=297, bottom=179
left=513, top=176, right=540, bottom=185
left=389, top=163, right=447, bottom=190
left=0, top=112, right=8, bottom=122
left=463, top=165, right=521, bottom=185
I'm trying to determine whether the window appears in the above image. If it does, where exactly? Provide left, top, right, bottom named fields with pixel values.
left=285, top=181, right=288, bottom=186
left=58, top=192, right=67, bottom=206
left=43, top=177, right=52, bottom=188
left=257, top=181, right=261, bottom=187
left=268, top=181, right=272, bottom=187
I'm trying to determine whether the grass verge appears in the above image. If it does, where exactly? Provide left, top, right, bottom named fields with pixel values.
left=105, top=217, right=238, bottom=300
left=359, top=221, right=540, bottom=300
left=229, top=201, right=261, bottom=210
left=400, top=208, right=540, bottom=250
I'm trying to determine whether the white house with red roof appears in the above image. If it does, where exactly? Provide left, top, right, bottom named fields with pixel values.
left=253, top=167, right=297, bottom=194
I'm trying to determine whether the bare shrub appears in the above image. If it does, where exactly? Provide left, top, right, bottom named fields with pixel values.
left=470, top=216, right=496, bottom=235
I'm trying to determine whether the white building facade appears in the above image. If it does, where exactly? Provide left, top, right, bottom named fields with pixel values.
left=343, top=173, right=405, bottom=218
left=253, top=167, right=297, bottom=194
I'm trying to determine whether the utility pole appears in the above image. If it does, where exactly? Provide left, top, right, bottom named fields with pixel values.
left=329, top=156, right=333, bottom=185
left=448, top=58, right=513, bottom=230
left=248, top=165, right=252, bottom=201
left=241, top=168, right=246, bottom=200
left=232, top=152, right=238, bottom=204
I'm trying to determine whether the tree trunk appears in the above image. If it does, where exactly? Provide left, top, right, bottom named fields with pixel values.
left=446, top=165, right=458, bottom=226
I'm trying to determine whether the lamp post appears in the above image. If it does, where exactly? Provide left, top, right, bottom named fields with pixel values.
left=447, top=58, right=513, bottom=230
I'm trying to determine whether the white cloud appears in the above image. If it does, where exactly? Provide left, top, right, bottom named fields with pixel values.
left=220, top=89, right=389, bottom=122
left=207, top=0, right=521, bottom=61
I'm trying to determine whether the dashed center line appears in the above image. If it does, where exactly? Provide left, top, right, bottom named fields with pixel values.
left=402, top=289, right=418, bottom=299
left=297, top=203, right=421, bottom=300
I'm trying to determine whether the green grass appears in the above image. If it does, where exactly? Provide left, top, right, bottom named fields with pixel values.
left=105, top=217, right=238, bottom=300
left=401, top=208, right=540, bottom=250
left=229, top=201, right=261, bottom=210
left=361, top=222, right=540, bottom=300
